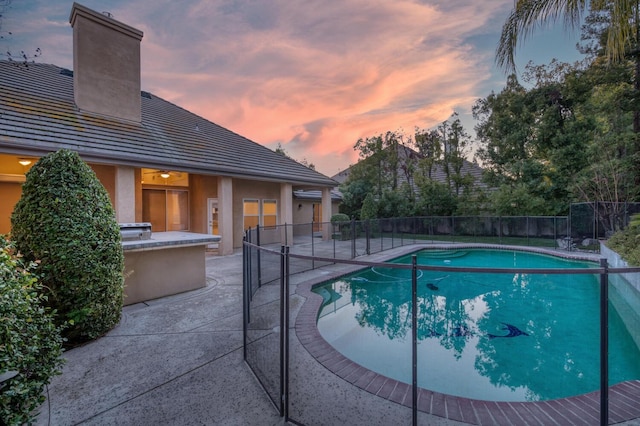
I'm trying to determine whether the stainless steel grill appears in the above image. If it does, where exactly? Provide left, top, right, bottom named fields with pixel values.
left=119, top=223, right=152, bottom=241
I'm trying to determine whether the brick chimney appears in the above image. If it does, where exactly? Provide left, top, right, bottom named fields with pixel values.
left=69, top=3, right=144, bottom=122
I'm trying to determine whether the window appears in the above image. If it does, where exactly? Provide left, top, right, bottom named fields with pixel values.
left=243, top=199, right=278, bottom=230
left=262, top=199, right=277, bottom=229
left=166, top=190, right=189, bottom=231
left=143, top=189, right=189, bottom=232
left=243, top=199, right=259, bottom=230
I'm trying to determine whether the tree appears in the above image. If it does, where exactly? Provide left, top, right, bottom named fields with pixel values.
left=414, top=179, right=457, bottom=216
left=340, top=131, right=407, bottom=219
left=496, top=0, right=640, bottom=181
left=360, top=193, right=378, bottom=220
left=339, top=178, right=370, bottom=219
left=572, top=157, right=637, bottom=233
left=11, top=149, right=124, bottom=343
left=473, top=61, right=594, bottom=214
left=273, top=142, right=316, bottom=170
left=414, top=127, right=442, bottom=179
left=440, top=113, right=473, bottom=196
left=353, top=131, right=403, bottom=197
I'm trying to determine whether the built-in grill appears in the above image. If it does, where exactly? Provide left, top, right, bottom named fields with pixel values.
left=119, top=223, right=152, bottom=241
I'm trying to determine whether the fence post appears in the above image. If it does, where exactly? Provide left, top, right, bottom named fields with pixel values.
left=451, top=216, right=455, bottom=243
left=366, top=219, right=371, bottom=255
left=411, top=255, right=418, bottom=426
left=390, top=218, right=393, bottom=249
left=279, top=245, right=285, bottom=416
left=311, top=222, right=315, bottom=270
left=599, top=258, right=609, bottom=426
left=333, top=221, right=337, bottom=259
left=242, top=235, right=248, bottom=360
left=256, top=225, right=262, bottom=287
left=281, top=245, right=290, bottom=421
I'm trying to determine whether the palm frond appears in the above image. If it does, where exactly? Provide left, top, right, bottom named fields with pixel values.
left=496, top=0, right=589, bottom=74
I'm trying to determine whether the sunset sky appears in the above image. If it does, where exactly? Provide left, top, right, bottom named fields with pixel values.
left=2, top=1, right=585, bottom=176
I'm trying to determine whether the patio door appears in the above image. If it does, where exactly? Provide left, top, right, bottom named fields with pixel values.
left=207, top=198, right=219, bottom=249
left=312, top=203, right=322, bottom=233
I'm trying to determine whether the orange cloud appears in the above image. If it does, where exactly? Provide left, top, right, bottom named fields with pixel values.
left=9, top=0, right=518, bottom=176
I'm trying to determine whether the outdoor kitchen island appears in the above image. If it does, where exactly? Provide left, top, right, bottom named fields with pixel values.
left=120, top=224, right=221, bottom=305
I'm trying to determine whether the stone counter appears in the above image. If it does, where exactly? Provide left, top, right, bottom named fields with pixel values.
left=122, top=232, right=220, bottom=305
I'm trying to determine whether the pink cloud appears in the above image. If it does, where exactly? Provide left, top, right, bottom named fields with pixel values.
left=8, top=0, right=517, bottom=176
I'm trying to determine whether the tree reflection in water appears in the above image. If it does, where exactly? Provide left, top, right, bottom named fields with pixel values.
left=315, top=249, right=640, bottom=401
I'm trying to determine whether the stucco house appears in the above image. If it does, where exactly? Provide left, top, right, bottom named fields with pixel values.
left=0, top=3, right=337, bottom=257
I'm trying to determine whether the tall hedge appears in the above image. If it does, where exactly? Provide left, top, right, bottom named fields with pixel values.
left=0, top=235, right=64, bottom=425
left=11, top=149, right=124, bottom=343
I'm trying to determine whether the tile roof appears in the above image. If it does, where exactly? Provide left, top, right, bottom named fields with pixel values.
left=0, top=61, right=337, bottom=187
left=293, top=189, right=342, bottom=201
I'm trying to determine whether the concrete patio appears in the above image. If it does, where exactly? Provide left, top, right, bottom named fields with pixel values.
left=33, top=240, right=640, bottom=425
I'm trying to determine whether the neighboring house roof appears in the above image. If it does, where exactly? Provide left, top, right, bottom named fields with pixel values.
left=331, top=144, right=487, bottom=191
left=293, top=189, right=342, bottom=201
left=0, top=61, right=336, bottom=188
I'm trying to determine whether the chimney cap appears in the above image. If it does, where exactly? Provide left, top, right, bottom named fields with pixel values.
left=70, top=2, right=143, bottom=41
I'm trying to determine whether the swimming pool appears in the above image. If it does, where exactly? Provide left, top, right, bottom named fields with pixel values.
left=313, top=248, right=640, bottom=402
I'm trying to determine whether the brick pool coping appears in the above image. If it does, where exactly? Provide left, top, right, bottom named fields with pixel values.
left=294, top=245, right=640, bottom=425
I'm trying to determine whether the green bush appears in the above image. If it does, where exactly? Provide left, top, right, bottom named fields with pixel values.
left=607, top=216, right=640, bottom=266
left=0, top=235, right=64, bottom=425
left=330, top=214, right=351, bottom=241
left=330, top=213, right=350, bottom=224
left=11, top=149, right=124, bottom=343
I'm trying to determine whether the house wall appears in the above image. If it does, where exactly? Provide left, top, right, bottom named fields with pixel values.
left=292, top=200, right=339, bottom=224
left=232, top=178, right=281, bottom=248
left=90, top=164, right=116, bottom=209
left=0, top=182, right=22, bottom=234
left=190, top=174, right=218, bottom=234
left=293, top=200, right=315, bottom=225
left=0, top=156, right=120, bottom=234
left=0, top=152, right=333, bottom=252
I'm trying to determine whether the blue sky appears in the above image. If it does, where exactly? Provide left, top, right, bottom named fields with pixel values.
left=1, top=1, right=585, bottom=175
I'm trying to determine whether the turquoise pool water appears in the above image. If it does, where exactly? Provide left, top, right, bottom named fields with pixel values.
left=314, top=248, right=640, bottom=402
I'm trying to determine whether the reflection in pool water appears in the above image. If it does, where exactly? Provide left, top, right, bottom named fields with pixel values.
left=314, top=249, right=640, bottom=402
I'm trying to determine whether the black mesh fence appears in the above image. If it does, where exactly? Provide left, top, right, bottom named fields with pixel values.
left=243, top=229, right=284, bottom=413
left=242, top=234, right=640, bottom=425
left=570, top=202, right=640, bottom=242
left=245, top=215, right=573, bottom=270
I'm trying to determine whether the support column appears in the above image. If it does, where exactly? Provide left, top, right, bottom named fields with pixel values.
left=280, top=183, right=293, bottom=245
left=115, top=166, right=135, bottom=223
left=322, top=187, right=333, bottom=241
left=218, top=177, right=234, bottom=255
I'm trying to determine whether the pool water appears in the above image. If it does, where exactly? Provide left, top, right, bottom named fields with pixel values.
left=314, top=249, right=640, bottom=402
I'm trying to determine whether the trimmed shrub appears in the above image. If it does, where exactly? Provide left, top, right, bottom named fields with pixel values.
left=11, top=149, right=124, bottom=343
left=330, top=213, right=349, bottom=224
left=0, top=235, right=64, bottom=425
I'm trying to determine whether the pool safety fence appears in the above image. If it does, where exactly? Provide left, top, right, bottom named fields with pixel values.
left=570, top=202, right=640, bottom=241
left=242, top=229, right=640, bottom=426
left=249, top=215, right=585, bottom=260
